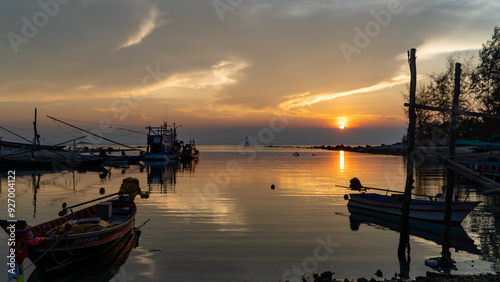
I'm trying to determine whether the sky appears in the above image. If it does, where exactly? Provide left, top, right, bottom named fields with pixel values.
left=0, top=0, right=498, bottom=145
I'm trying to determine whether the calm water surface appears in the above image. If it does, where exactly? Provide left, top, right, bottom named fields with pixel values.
left=1, top=145, right=499, bottom=281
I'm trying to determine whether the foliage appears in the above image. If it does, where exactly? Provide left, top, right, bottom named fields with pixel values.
left=473, top=26, right=500, bottom=114
left=403, top=26, right=500, bottom=143
left=404, top=53, right=478, bottom=144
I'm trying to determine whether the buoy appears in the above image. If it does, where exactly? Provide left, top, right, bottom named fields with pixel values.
left=271, top=184, right=275, bottom=190
left=344, top=194, right=349, bottom=200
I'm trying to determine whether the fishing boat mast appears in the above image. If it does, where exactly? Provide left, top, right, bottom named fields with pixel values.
left=33, top=108, right=41, bottom=148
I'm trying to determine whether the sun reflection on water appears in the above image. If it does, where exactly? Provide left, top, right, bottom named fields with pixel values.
left=339, top=150, right=345, bottom=171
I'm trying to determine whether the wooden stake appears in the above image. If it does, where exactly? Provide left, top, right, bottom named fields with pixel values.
left=441, top=63, right=461, bottom=266
left=398, top=48, right=417, bottom=277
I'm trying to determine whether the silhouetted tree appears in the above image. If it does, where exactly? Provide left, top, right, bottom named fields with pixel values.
left=404, top=53, right=479, bottom=143
left=472, top=26, right=500, bottom=138
left=473, top=26, right=500, bottom=114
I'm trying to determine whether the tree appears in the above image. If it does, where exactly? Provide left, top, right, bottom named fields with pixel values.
left=473, top=26, right=500, bottom=115
left=404, top=53, right=478, bottom=143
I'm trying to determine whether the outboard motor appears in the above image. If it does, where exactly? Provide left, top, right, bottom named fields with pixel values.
left=349, top=177, right=362, bottom=190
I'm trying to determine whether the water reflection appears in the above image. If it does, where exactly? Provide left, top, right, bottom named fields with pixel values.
left=468, top=195, right=500, bottom=271
left=31, top=173, right=41, bottom=218
left=348, top=206, right=481, bottom=255
left=339, top=151, right=345, bottom=171
left=145, top=160, right=180, bottom=193
left=2, top=150, right=500, bottom=279
left=27, top=227, right=141, bottom=281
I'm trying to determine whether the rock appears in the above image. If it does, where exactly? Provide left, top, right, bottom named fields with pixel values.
left=375, top=269, right=383, bottom=277
left=320, top=271, right=334, bottom=279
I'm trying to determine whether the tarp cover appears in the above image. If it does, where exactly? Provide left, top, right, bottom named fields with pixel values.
left=119, top=177, right=142, bottom=200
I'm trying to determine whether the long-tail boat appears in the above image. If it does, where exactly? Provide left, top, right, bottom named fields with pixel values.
left=339, top=178, right=481, bottom=223
left=1, top=177, right=141, bottom=274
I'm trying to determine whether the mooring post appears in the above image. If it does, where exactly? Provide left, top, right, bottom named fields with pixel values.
left=441, top=63, right=461, bottom=266
left=398, top=48, right=417, bottom=278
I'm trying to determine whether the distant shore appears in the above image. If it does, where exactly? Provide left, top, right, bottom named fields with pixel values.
left=266, top=143, right=500, bottom=163
left=266, top=143, right=406, bottom=156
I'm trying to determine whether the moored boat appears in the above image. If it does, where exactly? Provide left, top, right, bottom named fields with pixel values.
left=346, top=192, right=480, bottom=223
left=0, top=153, right=104, bottom=169
left=180, top=140, right=199, bottom=159
left=0, top=177, right=142, bottom=274
left=464, top=161, right=500, bottom=177
left=27, top=226, right=139, bottom=281
left=145, top=123, right=181, bottom=161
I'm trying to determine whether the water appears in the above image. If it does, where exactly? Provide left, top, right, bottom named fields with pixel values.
left=1, top=146, right=499, bottom=281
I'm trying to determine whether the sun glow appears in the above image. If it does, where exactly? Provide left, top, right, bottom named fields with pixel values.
left=335, top=117, right=349, bottom=129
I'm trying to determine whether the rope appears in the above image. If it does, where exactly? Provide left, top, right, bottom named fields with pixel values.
left=23, top=232, right=69, bottom=271
left=136, top=218, right=150, bottom=229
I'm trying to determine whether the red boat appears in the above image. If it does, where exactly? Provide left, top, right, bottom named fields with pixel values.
left=1, top=196, right=136, bottom=272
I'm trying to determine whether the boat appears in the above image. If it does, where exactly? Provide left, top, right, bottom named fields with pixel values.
left=0, top=152, right=104, bottom=169
left=0, top=140, right=66, bottom=151
left=464, top=161, right=500, bottom=178
left=27, top=225, right=140, bottom=281
left=180, top=139, right=199, bottom=159
left=145, top=123, right=181, bottom=161
left=345, top=192, right=481, bottom=223
left=0, top=109, right=104, bottom=169
left=0, top=178, right=141, bottom=273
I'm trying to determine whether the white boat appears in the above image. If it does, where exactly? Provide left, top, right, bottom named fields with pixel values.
left=346, top=192, right=481, bottom=223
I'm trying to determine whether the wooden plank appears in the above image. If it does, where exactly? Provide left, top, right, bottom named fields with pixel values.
left=403, top=103, right=500, bottom=120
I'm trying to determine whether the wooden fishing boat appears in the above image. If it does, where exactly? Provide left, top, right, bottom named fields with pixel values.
left=27, top=225, right=139, bottom=281
left=0, top=155, right=104, bottom=169
left=0, top=140, right=66, bottom=151
left=1, top=195, right=136, bottom=272
left=180, top=141, right=199, bottom=159
left=145, top=123, right=181, bottom=161
left=346, top=192, right=480, bottom=223
left=464, top=161, right=500, bottom=177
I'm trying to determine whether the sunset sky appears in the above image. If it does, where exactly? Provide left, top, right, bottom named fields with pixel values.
left=0, top=0, right=498, bottom=145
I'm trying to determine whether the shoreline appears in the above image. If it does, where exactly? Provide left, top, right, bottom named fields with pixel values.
left=266, top=143, right=500, bottom=162
left=302, top=271, right=499, bottom=282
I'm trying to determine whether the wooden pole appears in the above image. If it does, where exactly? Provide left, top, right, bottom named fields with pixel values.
left=33, top=108, right=40, bottom=147
left=398, top=48, right=417, bottom=278
left=441, top=63, right=461, bottom=266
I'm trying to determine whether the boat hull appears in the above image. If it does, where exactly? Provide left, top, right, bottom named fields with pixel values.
left=28, top=218, right=135, bottom=271
left=347, top=193, right=480, bottom=223
left=27, top=227, right=138, bottom=281
left=14, top=198, right=136, bottom=272
left=0, top=157, right=104, bottom=169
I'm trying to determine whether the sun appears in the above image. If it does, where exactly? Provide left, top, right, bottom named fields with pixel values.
left=339, top=125, right=345, bottom=129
